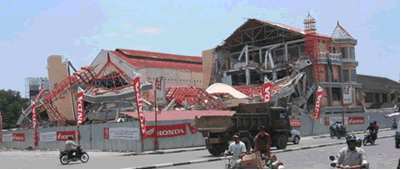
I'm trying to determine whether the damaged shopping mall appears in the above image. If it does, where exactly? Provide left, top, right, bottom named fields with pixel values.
left=17, top=13, right=363, bottom=128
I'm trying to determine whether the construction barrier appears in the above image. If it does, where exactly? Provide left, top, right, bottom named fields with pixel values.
left=0, top=111, right=398, bottom=152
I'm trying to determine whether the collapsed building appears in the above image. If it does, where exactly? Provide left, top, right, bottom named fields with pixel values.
left=203, top=14, right=363, bottom=115
left=17, top=13, right=365, bottom=128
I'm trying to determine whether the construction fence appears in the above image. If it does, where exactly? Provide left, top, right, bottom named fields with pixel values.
left=0, top=111, right=398, bottom=152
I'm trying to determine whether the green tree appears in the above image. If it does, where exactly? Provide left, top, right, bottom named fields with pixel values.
left=0, top=89, right=29, bottom=129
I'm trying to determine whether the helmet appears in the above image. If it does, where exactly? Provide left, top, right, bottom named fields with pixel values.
left=67, top=136, right=73, bottom=140
left=346, top=134, right=357, bottom=143
left=258, top=126, right=265, bottom=132
left=356, top=138, right=362, bottom=142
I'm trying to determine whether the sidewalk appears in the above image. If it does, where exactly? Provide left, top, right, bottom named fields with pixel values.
left=311, top=128, right=392, bottom=139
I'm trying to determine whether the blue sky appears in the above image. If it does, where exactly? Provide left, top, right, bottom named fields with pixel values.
left=0, top=0, right=399, bottom=98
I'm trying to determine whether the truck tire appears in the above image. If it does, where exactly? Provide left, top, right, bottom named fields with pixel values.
left=241, top=138, right=251, bottom=153
left=275, top=134, right=288, bottom=149
left=207, top=145, right=225, bottom=156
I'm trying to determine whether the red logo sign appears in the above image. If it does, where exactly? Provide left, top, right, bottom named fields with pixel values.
left=290, top=119, right=301, bottom=128
left=263, top=76, right=271, bottom=102
left=31, top=102, right=38, bottom=146
left=104, top=127, right=109, bottom=139
left=133, top=76, right=147, bottom=139
left=146, top=124, right=187, bottom=138
left=313, top=86, right=324, bottom=120
left=12, top=133, right=25, bottom=141
left=348, top=117, right=364, bottom=125
left=187, top=123, right=199, bottom=134
left=56, top=131, right=75, bottom=141
left=77, top=87, right=84, bottom=126
left=325, top=117, right=330, bottom=126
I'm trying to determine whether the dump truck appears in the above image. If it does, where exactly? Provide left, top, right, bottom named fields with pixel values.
left=195, top=102, right=292, bottom=156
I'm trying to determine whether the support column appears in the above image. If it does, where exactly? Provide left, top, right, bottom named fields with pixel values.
left=285, top=43, right=288, bottom=61
left=245, top=45, right=249, bottom=66
left=268, top=51, right=277, bottom=80
left=259, top=49, right=262, bottom=64
left=246, top=69, right=250, bottom=85
left=265, top=50, right=268, bottom=69
left=298, top=46, right=302, bottom=58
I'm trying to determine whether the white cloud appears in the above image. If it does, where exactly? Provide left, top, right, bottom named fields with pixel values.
left=121, top=23, right=133, bottom=30
left=105, top=32, right=118, bottom=37
left=134, top=27, right=165, bottom=37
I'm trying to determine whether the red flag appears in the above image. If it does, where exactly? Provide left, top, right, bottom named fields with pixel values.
left=77, top=87, right=84, bottom=126
left=133, top=76, right=147, bottom=139
left=263, top=76, right=271, bottom=102
left=313, top=86, right=324, bottom=120
left=31, top=101, right=38, bottom=146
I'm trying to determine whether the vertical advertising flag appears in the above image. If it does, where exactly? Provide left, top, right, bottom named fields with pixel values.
left=133, top=75, right=147, bottom=139
left=77, top=87, right=84, bottom=126
left=263, top=76, right=271, bottom=102
left=0, top=112, right=2, bottom=132
left=313, top=86, right=324, bottom=121
left=31, top=101, right=38, bottom=146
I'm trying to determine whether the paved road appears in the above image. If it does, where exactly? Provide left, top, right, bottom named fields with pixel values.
left=0, top=130, right=397, bottom=169
left=165, top=137, right=400, bottom=169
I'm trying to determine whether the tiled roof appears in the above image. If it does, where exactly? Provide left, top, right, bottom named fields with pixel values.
left=109, top=51, right=203, bottom=72
left=255, top=19, right=332, bottom=39
left=116, top=48, right=202, bottom=63
left=357, top=74, right=399, bottom=93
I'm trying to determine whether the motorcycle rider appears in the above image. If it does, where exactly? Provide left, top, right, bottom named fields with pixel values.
left=367, top=122, right=375, bottom=141
left=331, top=134, right=368, bottom=168
left=65, top=136, right=80, bottom=159
left=330, top=122, right=337, bottom=135
left=223, top=134, right=247, bottom=168
left=254, top=126, right=272, bottom=158
left=356, top=138, right=362, bottom=148
left=373, top=121, right=379, bottom=140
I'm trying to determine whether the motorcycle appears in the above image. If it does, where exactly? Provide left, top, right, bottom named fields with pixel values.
left=363, top=130, right=375, bottom=146
left=330, top=126, right=336, bottom=139
left=224, top=154, right=284, bottom=169
left=335, top=128, right=347, bottom=139
left=59, top=146, right=90, bottom=165
left=329, top=155, right=368, bottom=169
left=392, top=122, right=398, bottom=130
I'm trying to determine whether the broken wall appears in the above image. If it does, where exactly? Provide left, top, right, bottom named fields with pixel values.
left=202, top=48, right=215, bottom=88
left=91, top=50, right=137, bottom=80
left=47, top=55, right=76, bottom=121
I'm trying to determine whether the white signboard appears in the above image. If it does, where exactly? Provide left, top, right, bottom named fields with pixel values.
left=330, top=117, right=349, bottom=125
left=342, top=86, right=353, bottom=104
left=155, top=77, right=167, bottom=105
left=109, top=127, right=140, bottom=140
left=40, top=132, right=57, bottom=142
left=2, top=134, right=12, bottom=142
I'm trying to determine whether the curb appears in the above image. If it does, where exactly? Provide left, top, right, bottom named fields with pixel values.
left=312, top=128, right=393, bottom=139
left=129, top=135, right=395, bottom=169
left=121, top=147, right=207, bottom=157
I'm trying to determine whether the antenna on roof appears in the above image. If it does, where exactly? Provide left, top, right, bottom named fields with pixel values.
left=337, top=20, right=340, bottom=25
left=308, top=12, right=310, bottom=17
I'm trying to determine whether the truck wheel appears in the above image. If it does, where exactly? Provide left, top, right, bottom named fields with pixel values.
left=241, top=138, right=251, bottom=153
left=275, top=134, right=288, bottom=149
left=207, top=145, right=225, bottom=156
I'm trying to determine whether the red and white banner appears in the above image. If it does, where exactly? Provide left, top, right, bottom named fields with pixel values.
left=104, top=127, right=109, bottom=139
left=348, top=117, right=364, bottom=125
left=325, top=117, right=330, bottom=126
left=13, top=133, right=25, bottom=141
left=146, top=124, right=187, bottom=138
left=263, top=76, right=271, bottom=102
left=56, top=131, right=75, bottom=141
left=187, top=123, right=199, bottom=134
left=31, top=101, right=38, bottom=146
left=103, top=127, right=140, bottom=140
left=40, top=132, right=57, bottom=142
left=290, top=119, right=301, bottom=128
left=133, top=76, right=147, bottom=139
left=77, top=87, right=85, bottom=126
left=312, top=86, right=324, bottom=120
left=2, top=134, right=12, bottom=142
